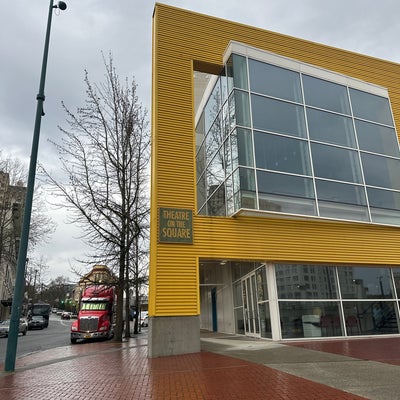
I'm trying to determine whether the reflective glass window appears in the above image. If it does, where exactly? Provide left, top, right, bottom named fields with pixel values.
left=254, top=131, right=311, bottom=175
left=392, top=269, right=400, bottom=298
left=196, top=173, right=207, bottom=210
left=311, top=143, right=362, bottom=183
left=206, top=185, right=226, bottom=216
left=350, top=88, right=394, bottom=126
left=343, top=301, right=398, bottom=335
left=196, top=142, right=206, bottom=180
left=367, top=187, right=400, bottom=210
left=362, top=153, right=400, bottom=190
left=256, top=266, right=269, bottom=301
left=248, top=59, right=302, bottom=102
left=204, top=80, right=221, bottom=133
left=234, top=90, right=251, bottom=128
left=316, top=180, right=368, bottom=221
left=206, top=151, right=225, bottom=188
left=205, top=114, right=222, bottom=161
left=239, top=167, right=256, bottom=192
left=279, top=301, right=342, bottom=339
left=231, top=128, right=253, bottom=169
left=276, top=265, right=338, bottom=299
left=226, top=55, right=234, bottom=95
left=232, top=54, right=248, bottom=90
left=302, top=75, right=351, bottom=115
left=257, top=171, right=315, bottom=199
left=258, top=302, right=272, bottom=338
left=220, top=69, right=229, bottom=104
left=355, top=120, right=400, bottom=157
left=316, top=180, right=367, bottom=206
left=223, top=136, right=232, bottom=176
left=196, top=111, right=205, bottom=147
left=221, top=101, right=230, bottom=138
left=337, top=266, right=394, bottom=299
left=251, top=95, right=306, bottom=137
left=307, top=108, right=356, bottom=147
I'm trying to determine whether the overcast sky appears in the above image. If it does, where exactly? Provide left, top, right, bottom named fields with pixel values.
left=2, top=0, right=400, bottom=283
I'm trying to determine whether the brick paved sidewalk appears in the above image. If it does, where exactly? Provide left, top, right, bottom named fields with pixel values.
left=0, top=338, right=366, bottom=400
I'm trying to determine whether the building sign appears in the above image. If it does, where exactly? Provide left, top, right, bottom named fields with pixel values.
left=159, top=208, right=193, bottom=243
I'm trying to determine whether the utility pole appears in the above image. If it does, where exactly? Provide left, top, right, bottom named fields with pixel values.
left=4, top=0, right=67, bottom=372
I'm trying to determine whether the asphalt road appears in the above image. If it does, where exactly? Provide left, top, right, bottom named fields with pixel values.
left=0, top=314, right=71, bottom=362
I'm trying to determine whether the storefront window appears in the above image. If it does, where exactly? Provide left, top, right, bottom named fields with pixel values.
left=279, top=301, right=342, bottom=339
left=337, top=266, right=394, bottom=299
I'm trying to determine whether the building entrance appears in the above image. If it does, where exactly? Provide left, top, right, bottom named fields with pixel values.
left=242, top=273, right=260, bottom=337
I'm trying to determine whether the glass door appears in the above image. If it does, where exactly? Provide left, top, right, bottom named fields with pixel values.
left=242, top=273, right=260, bottom=336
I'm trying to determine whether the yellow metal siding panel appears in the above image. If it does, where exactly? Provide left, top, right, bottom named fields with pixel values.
left=150, top=4, right=400, bottom=317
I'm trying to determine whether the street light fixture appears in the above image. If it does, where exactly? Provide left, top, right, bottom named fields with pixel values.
left=4, top=0, right=67, bottom=372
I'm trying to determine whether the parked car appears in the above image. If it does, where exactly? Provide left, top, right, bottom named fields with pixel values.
left=28, top=315, right=45, bottom=330
left=0, top=318, right=28, bottom=337
left=61, top=311, right=71, bottom=320
left=141, top=315, right=149, bottom=327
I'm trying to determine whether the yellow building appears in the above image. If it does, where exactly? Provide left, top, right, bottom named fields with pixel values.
left=149, top=4, right=400, bottom=357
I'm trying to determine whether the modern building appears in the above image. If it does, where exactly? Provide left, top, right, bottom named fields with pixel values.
left=149, top=4, right=400, bottom=357
left=0, top=172, right=26, bottom=320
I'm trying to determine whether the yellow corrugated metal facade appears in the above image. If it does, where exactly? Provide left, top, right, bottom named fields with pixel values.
left=150, top=4, right=400, bottom=317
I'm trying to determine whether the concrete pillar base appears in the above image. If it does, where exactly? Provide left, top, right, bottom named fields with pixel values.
left=148, top=315, right=200, bottom=357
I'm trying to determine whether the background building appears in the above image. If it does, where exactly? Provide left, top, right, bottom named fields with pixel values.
left=0, top=172, right=25, bottom=320
left=150, top=4, right=400, bottom=357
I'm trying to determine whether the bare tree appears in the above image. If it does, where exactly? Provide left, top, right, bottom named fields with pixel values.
left=41, top=54, right=150, bottom=341
left=0, top=153, right=55, bottom=277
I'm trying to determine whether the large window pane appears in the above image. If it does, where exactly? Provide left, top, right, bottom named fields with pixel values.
left=257, top=171, right=316, bottom=215
left=343, top=301, right=398, bottom=335
left=206, top=184, right=226, bottom=216
left=355, top=120, right=400, bottom=157
left=337, top=266, right=394, bottom=299
left=367, top=187, right=400, bottom=210
left=248, top=59, right=302, bottom=102
left=233, top=54, right=248, bottom=90
left=251, top=95, right=306, bottom=138
left=307, top=108, right=356, bottom=147
left=234, top=90, right=251, bottom=127
left=196, top=142, right=206, bottom=179
left=259, top=302, right=272, bottom=338
left=312, top=143, right=362, bottom=183
left=223, top=137, right=232, bottom=176
left=316, top=180, right=368, bottom=221
left=302, top=75, right=350, bottom=115
left=205, top=114, right=222, bottom=162
left=350, top=88, right=394, bottom=126
left=206, top=151, right=225, bottom=188
left=254, top=132, right=311, bottom=175
left=231, top=128, right=254, bottom=169
left=256, top=267, right=268, bottom=301
left=196, top=173, right=207, bottom=211
left=368, top=187, right=400, bottom=225
left=204, top=80, right=221, bottom=133
left=279, top=301, right=343, bottom=339
left=257, top=171, right=314, bottom=199
left=276, top=264, right=338, bottom=299
left=316, top=180, right=366, bottom=205
left=362, top=153, right=400, bottom=190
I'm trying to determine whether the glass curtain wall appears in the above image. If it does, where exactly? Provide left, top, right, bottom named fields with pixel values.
left=232, top=262, right=400, bottom=339
left=195, top=45, right=400, bottom=226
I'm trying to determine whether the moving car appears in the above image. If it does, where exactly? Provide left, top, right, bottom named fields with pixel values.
left=0, top=318, right=28, bottom=337
left=28, top=315, right=45, bottom=330
left=61, top=311, right=71, bottom=320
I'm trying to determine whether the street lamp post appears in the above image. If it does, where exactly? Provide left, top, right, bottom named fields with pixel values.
left=4, top=0, right=67, bottom=372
